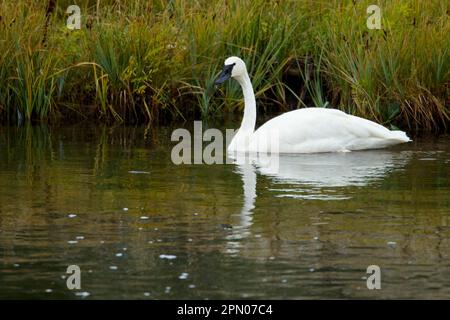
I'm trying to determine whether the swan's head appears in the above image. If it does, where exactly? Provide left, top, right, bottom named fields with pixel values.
left=215, top=56, right=247, bottom=85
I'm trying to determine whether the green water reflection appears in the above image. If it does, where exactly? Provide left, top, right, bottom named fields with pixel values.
left=0, top=124, right=449, bottom=299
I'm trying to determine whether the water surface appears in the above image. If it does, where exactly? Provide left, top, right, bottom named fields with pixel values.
left=0, top=124, right=449, bottom=299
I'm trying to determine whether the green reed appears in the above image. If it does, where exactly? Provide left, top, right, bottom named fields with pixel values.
left=0, top=0, right=448, bottom=132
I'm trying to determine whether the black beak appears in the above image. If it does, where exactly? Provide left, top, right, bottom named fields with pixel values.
left=215, top=63, right=235, bottom=85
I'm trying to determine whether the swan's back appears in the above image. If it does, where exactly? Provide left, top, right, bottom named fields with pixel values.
left=249, top=108, right=410, bottom=153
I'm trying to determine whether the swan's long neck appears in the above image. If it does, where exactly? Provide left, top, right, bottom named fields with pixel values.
left=236, top=72, right=256, bottom=133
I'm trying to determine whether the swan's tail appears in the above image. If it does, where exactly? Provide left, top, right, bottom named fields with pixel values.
left=389, top=130, right=411, bottom=142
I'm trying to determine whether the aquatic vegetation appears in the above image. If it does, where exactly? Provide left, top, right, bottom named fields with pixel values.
left=0, top=0, right=448, bottom=132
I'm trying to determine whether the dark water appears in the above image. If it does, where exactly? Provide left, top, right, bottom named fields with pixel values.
left=0, top=124, right=449, bottom=299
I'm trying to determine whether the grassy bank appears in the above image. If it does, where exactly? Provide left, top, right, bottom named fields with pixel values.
left=0, top=0, right=449, bottom=132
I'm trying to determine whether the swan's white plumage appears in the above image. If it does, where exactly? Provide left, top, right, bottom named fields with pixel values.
left=220, top=57, right=410, bottom=154
left=247, top=108, right=410, bottom=153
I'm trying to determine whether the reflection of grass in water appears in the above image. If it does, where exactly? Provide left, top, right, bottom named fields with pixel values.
left=0, top=0, right=448, bottom=131
left=0, top=123, right=247, bottom=234
left=0, top=125, right=160, bottom=185
left=1, top=125, right=53, bottom=184
left=93, top=126, right=108, bottom=176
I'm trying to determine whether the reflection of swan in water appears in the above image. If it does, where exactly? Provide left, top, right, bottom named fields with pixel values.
left=253, top=151, right=410, bottom=199
left=225, top=163, right=256, bottom=255
left=225, top=150, right=410, bottom=253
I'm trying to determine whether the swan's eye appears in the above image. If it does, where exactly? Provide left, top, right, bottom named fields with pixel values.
left=225, top=63, right=235, bottom=74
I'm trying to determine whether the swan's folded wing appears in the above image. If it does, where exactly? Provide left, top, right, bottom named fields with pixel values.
left=253, top=108, right=409, bottom=153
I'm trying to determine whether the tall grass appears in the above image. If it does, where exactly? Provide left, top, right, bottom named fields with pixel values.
left=317, top=0, right=450, bottom=131
left=0, top=0, right=449, bottom=132
left=0, top=1, right=60, bottom=122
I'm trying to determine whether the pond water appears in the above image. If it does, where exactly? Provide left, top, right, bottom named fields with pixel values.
left=0, top=124, right=449, bottom=299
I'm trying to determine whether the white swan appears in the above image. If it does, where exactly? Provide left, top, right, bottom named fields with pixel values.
left=215, top=57, right=411, bottom=153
